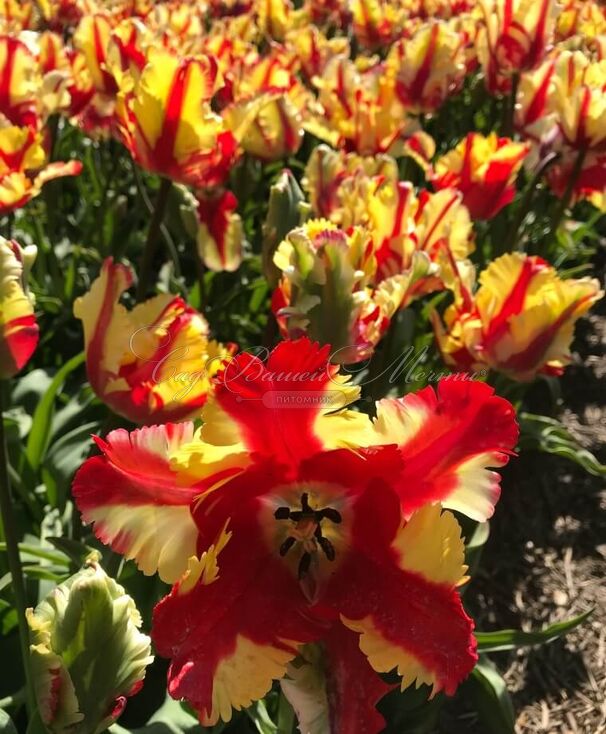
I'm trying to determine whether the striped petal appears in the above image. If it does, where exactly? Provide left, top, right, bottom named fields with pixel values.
left=0, top=237, right=38, bottom=378
left=371, top=377, right=518, bottom=521
left=327, top=487, right=477, bottom=697
left=196, top=190, right=244, bottom=273
left=152, top=461, right=324, bottom=726
left=72, top=423, right=199, bottom=583
left=201, top=337, right=364, bottom=464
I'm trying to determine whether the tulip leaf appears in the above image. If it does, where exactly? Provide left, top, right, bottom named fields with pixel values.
left=25, top=352, right=86, bottom=472
left=462, top=656, right=515, bottom=734
left=476, top=609, right=592, bottom=652
left=518, top=412, right=606, bottom=477
left=0, top=710, right=17, bottom=734
left=248, top=699, right=278, bottom=734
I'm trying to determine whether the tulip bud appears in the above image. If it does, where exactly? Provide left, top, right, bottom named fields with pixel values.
left=262, top=170, right=310, bottom=286
left=27, top=557, right=153, bottom=734
left=0, top=238, right=39, bottom=379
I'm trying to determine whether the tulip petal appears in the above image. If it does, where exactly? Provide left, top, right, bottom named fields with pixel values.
left=328, top=487, right=476, bottom=697
left=281, top=625, right=391, bottom=734
left=201, top=337, right=362, bottom=462
left=73, top=423, right=200, bottom=583
left=153, top=465, right=323, bottom=726
left=372, top=377, right=518, bottom=521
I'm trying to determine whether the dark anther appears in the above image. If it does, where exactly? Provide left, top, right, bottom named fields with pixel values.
left=317, top=536, right=336, bottom=561
left=318, top=507, right=342, bottom=524
left=275, top=494, right=341, bottom=525
left=298, top=552, right=312, bottom=579
left=279, top=536, right=296, bottom=556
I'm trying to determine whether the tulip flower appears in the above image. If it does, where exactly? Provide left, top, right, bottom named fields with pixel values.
left=546, top=148, right=606, bottom=209
left=303, top=145, right=474, bottom=298
left=432, top=253, right=604, bottom=381
left=350, top=0, right=405, bottom=50
left=72, top=338, right=518, bottom=730
left=0, top=125, right=82, bottom=215
left=271, top=220, right=436, bottom=363
left=370, top=182, right=475, bottom=295
left=0, top=237, right=38, bottom=380
left=0, top=0, right=33, bottom=33
left=0, top=36, right=40, bottom=128
left=433, top=133, right=529, bottom=220
left=311, top=56, right=422, bottom=156
left=221, top=52, right=308, bottom=161
left=27, top=557, right=153, bottom=734
left=387, top=21, right=467, bottom=112
left=285, top=26, right=349, bottom=82
left=556, top=0, right=606, bottom=42
left=477, top=0, right=558, bottom=94
left=73, top=258, right=235, bottom=424
left=116, top=48, right=237, bottom=188
left=195, top=189, right=245, bottom=272
left=549, top=51, right=606, bottom=151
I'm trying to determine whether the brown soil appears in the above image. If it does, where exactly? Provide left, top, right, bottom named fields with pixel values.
left=449, top=301, right=605, bottom=733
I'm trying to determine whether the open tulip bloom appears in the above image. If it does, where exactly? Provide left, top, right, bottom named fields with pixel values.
left=73, top=338, right=519, bottom=730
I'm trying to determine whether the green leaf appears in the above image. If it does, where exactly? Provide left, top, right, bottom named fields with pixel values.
left=0, top=543, right=69, bottom=566
left=519, top=412, right=606, bottom=477
left=0, top=710, right=17, bottom=734
left=462, top=656, right=514, bottom=734
left=109, top=695, right=204, bottom=734
left=42, top=420, right=100, bottom=508
left=248, top=699, right=278, bottom=734
left=476, top=609, right=592, bottom=652
left=25, top=352, right=86, bottom=472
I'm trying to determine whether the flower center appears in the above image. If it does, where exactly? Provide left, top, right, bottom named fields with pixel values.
left=274, top=492, right=342, bottom=580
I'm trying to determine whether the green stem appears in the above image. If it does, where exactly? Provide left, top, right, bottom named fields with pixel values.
left=501, top=73, right=520, bottom=138
left=506, top=151, right=560, bottom=252
left=0, top=383, right=35, bottom=716
left=136, top=177, right=172, bottom=301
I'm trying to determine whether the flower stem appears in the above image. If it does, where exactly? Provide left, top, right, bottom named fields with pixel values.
left=0, top=382, right=35, bottom=716
left=549, top=147, right=587, bottom=242
left=506, top=151, right=560, bottom=252
left=501, top=73, right=520, bottom=138
left=136, top=177, right=173, bottom=301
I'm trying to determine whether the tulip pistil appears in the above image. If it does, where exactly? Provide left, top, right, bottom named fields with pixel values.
left=274, top=492, right=341, bottom=578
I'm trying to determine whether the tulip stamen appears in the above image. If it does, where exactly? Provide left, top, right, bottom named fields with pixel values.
left=275, top=493, right=341, bottom=573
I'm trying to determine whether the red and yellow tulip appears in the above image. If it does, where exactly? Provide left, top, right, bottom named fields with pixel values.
left=72, top=338, right=518, bottom=729
left=433, top=132, right=529, bottom=220
left=432, top=253, right=604, bottom=381
left=303, top=145, right=475, bottom=298
left=477, top=0, right=558, bottom=93
left=387, top=20, right=467, bottom=113
left=549, top=50, right=606, bottom=150
left=0, top=237, right=38, bottom=379
left=0, top=125, right=82, bottom=215
left=116, top=48, right=237, bottom=188
left=73, top=258, right=235, bottom=424
left=221, top=52, right=307, bottom=161
left=0, top=35, right=40, bottom=128
left=0, top=0, right=33, bottom=33
left=195, top=189, right=245, bottom=272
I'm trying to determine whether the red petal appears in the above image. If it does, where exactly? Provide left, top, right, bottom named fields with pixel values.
left=374, top=378, right=518, bottom=521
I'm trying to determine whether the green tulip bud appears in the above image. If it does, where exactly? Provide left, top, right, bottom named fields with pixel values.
left=27, top=556, right=153, bottom=734
left=262, top=169, right=310, bottom=286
